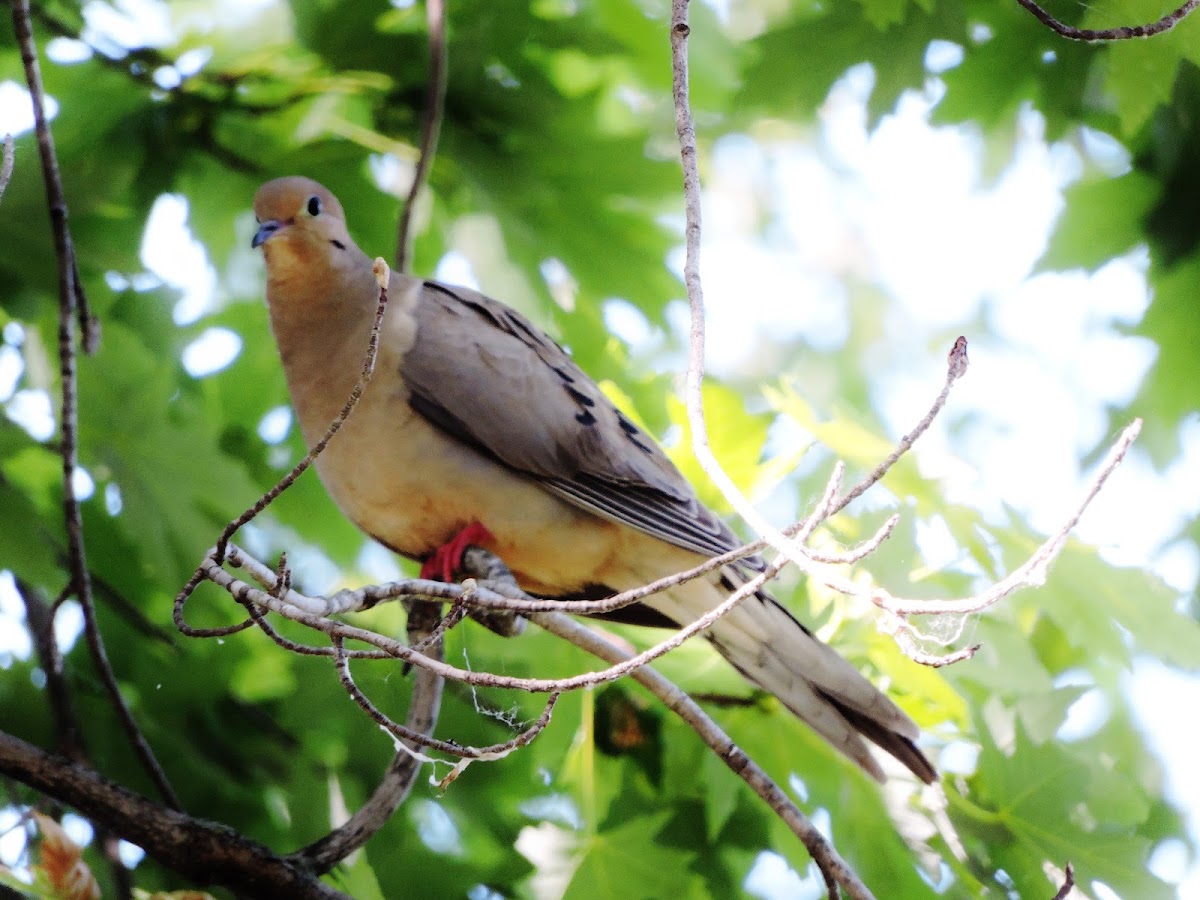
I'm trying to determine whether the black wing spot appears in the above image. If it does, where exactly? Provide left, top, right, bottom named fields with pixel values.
left=426, top=283, right=500, bottom=324
left=616, top=413, right=654, bottom=453
left=628, top=435, right=655, bottom=454
left=505, top=312, right=543, bottom=342
left=551, top=366, right=576, bottom=384
left=566, top=386, right=595, bottom=407
left=330, top=239, right=346, bottom=250
left=575, top=410, right=597, bottom=426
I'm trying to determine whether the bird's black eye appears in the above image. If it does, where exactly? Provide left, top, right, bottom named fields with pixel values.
left=307, top=195, right=322, bottom=217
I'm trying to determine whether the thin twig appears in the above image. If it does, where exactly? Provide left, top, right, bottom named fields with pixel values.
left=202, top=456, right=846, bottom=694
left=243, top=596, right=387, bottom=658
left=0, top=133, right=14, bottom=204
left=11, top=0, right=177, bottom=812
left=890, top=629, right=980, bottom=667
left=196, top=455, right=842, bottom=693
left=870, top=419, right=1141, bottom=619
left=16, top=580, right=84, bottom=763
left=835, top=337, right=968, bottom=513
left=408, top=597, right=472, bottom=653
left=72, top=254, right=98, bottom=355
left=330, top=636, right=559, bottom=762
left=205, top=412, right=1137, bottom=674
left=173, top=566, right=255, bottom=638
left=395, top=0, right=447, bottom=273
left=199, top=549, right=773, bottom=692
left=1050, top=862, right=1075, bottom=900
left=668, top=0, right=936, bottom=599
left=1016, top=0, right=1198, bottom=40
left=177, top=260, right=391, bottom=635
left=669, top=0, right=762, bottom=556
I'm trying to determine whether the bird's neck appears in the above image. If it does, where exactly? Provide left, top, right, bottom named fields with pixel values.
left=265, top=252, right=383, bottom=445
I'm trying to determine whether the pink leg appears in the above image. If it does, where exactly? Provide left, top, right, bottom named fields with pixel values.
left=419, top=522, right=496, bottom=582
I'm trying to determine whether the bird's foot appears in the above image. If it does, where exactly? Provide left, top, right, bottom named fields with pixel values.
left=420, top=522, right=496, bottom=582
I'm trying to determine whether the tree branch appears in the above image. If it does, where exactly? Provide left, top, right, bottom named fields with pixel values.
left=1016, top=0, right=1198, bottom=40
left=0, top=731, right=350, bottom=900
left=869, top=418, right=1141, bottom=619
left=16, top=579, right=85, bottom=765
left=0, top=133, right=14, bottom=204
left=11, top=0, right=175, bottom=811
left=395, top=0, right=447, bottom=273
left=1050, top=862, right=1075, bottom=900
left=191, top=536, right=789, bottom=694
left=667, top=0, right=953, bottom=598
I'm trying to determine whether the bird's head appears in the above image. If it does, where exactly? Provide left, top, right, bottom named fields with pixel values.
left=252, top=177, right=355, bottom=271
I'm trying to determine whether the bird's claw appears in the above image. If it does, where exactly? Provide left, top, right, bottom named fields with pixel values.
left=420, top=522, right=496, bottom=582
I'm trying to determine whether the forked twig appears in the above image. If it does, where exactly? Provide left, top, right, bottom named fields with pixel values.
left=871, top=419, right=1141, bottom=620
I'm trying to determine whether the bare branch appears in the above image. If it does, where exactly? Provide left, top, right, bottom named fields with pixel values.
left=11, top=0, right=176, bottom=811
left=176, top=262, right=390, bottom=639
left=330, top=635, right=559, bottom=763
left=890, top=628, right=981, bottom=668
left=835, top=337, right=968, bottom=512
left=668, top=0, right=964, bottom=608
left=1050, top=862, right=1075, bottom=900
left=195, top=544, right=774, bottom=693
left=0, top=133, right=14, bottom=204
left=0, top=731, right=350, bottom=900
left=669, top=0, right=781, bottom=560
left=870, top=418, right=1141, bottom=620
left=1016, top=0, right=1198, bottom=40
left=395, top=0, right=447, bottom=273
left=16, top=579, right=84, bottom=764
left=173, top=565, right=255, bottom=639
left=194, top=403, right=1139, bottom=679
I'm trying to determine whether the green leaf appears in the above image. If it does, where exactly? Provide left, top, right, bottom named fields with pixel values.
left=1039, top=172, right=1159, bottom=272
left=952, top=721, right=1170, bottom=899
left=563, top=812, right=696, bottom=900
left=1097, top=0, right=1200, bottom=136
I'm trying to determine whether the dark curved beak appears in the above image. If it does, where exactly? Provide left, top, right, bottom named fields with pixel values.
left=252, top=220, right=282, bottom=249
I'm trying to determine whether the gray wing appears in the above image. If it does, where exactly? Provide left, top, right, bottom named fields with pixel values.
left=401, top=280, right=760, bottom=565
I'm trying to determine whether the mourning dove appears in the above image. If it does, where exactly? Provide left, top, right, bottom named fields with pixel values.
left=252, top=176, right=936, bottom=784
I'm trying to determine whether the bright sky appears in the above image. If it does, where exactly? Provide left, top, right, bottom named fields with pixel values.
left=1, top=3, right=1198, bottom=897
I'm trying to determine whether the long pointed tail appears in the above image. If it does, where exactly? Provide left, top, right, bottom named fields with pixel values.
left=644, top=569, right=937, bottom=784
